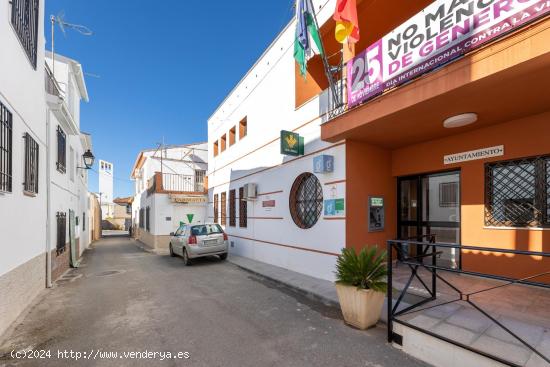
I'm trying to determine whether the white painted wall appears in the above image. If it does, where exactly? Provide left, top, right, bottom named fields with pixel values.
left=46, top=56, right=92, bottom=256
left=131, top=143, right=208, bottom=235
left=98, top=159, right=114, bottom=204
left=0, top=0, right=47, bottom=277
left=138, top=193, right=207, bottom=236
left=207, top=0, right=345, bottom=281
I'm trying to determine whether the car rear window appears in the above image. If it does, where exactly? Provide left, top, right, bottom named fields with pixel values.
left=190, top=224, right=223, bottom=236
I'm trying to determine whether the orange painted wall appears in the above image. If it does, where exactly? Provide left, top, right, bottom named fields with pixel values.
left=354, top=0, right=433, bottom=55
left=390, top=112, right=550, bottom=282
left=346, top=140, right=396, bottom=254
left=294, top=0, right=434, bottom=107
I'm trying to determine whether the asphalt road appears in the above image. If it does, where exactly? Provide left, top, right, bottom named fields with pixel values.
left=0, top=237, right=427, bottom=367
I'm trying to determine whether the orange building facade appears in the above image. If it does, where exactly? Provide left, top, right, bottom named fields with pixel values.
left=321, top=0, right=550, bottom=283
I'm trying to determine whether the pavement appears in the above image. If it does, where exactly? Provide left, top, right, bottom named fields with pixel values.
left=0, top=236, right=428, bottom=367
left=393, top=267, right=550, bottom=367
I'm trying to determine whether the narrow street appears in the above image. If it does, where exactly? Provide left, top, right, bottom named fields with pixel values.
left=0, top=237, right=426, bottom=367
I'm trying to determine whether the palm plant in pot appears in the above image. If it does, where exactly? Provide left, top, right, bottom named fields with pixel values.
left=335, top=246, right=388, bottom=330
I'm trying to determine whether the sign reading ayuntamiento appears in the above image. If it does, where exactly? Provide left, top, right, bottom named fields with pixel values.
left=444, top=145, right=504, bottom=165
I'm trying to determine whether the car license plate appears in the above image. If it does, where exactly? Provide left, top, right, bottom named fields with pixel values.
left=203, top=239, right=218, bottom=246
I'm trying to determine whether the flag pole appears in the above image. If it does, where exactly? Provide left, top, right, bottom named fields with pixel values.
left=307, top=0, right=342, bottom=108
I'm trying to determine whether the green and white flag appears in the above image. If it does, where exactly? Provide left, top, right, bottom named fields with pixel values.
left=294, top=0, right=323, bottom=77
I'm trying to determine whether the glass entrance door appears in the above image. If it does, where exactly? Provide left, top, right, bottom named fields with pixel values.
left=398, top=171, right=461, bottom=269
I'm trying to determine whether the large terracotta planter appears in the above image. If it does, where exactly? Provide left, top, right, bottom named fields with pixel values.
left=335, top=283, right=385, bottom=330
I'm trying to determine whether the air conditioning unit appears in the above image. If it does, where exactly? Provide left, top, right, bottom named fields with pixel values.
left=243, top=183, right=257, bottom=200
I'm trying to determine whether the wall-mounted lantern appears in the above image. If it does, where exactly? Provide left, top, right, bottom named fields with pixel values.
left=78, top=149, right=95, bottom=170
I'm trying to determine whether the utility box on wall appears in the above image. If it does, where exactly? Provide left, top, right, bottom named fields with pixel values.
left=243, top=183, right=257, bottom=199
left=368, top=196, right=385, bottom=232
left=313, top=155, right=334, bottom=173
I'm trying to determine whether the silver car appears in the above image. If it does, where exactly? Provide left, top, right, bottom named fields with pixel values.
left=169, top=223, right=229, bottom=265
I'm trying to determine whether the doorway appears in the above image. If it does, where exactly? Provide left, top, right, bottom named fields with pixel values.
left=398, top=171, right=461, bottom=269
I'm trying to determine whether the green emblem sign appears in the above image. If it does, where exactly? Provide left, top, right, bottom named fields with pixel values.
left=281, top=130, right=304, bottom=156
left=186, top=214, right=194, bottom=223
left=370, top=197, right=384, bottom=207
left=335, top=198, right=345, bottom=214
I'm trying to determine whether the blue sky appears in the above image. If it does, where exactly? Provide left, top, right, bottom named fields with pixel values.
left=45, top=0, right=295, bottom=198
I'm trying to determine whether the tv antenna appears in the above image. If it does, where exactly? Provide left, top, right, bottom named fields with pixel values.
left=50, top=11, right=93, bottom=75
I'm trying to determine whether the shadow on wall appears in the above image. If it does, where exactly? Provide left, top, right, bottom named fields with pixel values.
left=462, top=229, right=550, bottom=284
left=101, top=220, right=125, bottom=231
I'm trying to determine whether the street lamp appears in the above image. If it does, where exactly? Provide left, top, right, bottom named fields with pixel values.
left=78, top=150, right=95, bottom=170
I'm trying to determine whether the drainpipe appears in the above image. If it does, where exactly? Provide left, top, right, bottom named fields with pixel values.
left=45, top=108, right=52, bottom=288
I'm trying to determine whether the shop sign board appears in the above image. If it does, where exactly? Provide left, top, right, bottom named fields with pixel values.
left=170, top=195, right=208, bottom=204
left=280, top=130, right=304, bottom=156
left=347, top=0, right=550, bottom=108
left=324, top=198, right=345, bottom=216
left=262, top=200, right=276, bottom=208
left=314, top=155, right=334, bottom=173
left=444, top=145, right=504, bottom=164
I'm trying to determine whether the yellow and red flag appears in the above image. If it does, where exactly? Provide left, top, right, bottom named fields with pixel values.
left=333, top=0, right=359, bottom=43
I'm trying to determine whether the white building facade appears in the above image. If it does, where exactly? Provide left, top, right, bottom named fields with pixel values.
left=0, top=0, right=95, bottom=337
left=45, top=52, right=93, bottom=281
left=207, top=0, right=345, bottom=281
left=0, top=0, right=48, bottom=338
left=98, top=159, right=114, bottom=219
left=131, top=143, right=208, bottom=252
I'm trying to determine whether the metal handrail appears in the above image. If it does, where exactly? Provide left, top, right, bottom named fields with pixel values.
left=387, top=239, right=550, bottom=367
left=389, top=239, right=550, bottom=257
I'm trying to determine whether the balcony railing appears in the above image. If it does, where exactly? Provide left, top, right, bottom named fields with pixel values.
left=45, top=64, right=62, bottom=97
left=147, top=172, right=206, bottom=196
left=162, top=172, right=204, bottom=193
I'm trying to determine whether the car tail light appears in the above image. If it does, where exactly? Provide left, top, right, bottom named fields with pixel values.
left=223, top=232, right=228, bottom=241
left=188, top=235, right=197, bottom=245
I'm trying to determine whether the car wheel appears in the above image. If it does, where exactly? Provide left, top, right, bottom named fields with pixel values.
left=219, top=253, right=228, bottom=261
left=169, top=243, right=176, bottom=257
left=182, top=249, right=191, bottom=266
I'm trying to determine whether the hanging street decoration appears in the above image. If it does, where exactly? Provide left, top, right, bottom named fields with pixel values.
left=333, top=0, right=360, bottom=43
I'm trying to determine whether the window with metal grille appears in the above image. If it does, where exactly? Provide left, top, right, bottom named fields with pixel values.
left=194, top=169, right=206, bottom=192
left=439, top=182, right=458, bottom=207
left=239, top=187, right=247, bottom=228
left=485, top=156, right=550, bottom=227
left=229, top=189, right=236, bottom=227
left=145, top=206, right=150, bottom=231
left=11, top=0, right=39, bottom=69
left=56, top=212, right=66, bottom=254
left=139, top=208, right=144, bottom=228
left=289, top=173, right=323, bottom=229
left=23, top=132, right=39, bottom=194
left=214, top=194, right=219, bottom=223
left=56, top=126, right=66, bottom=173
left=221, top=192, right=227, bottom=226
left=0, top=102, right=13, bottom=193
left=82, top=212, right=86, bottom=231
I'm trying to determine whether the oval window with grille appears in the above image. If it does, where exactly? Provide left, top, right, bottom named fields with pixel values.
left=289, top=173, right=323, bottom=229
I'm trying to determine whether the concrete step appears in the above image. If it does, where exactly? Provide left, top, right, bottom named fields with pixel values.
left=394, top=304, right=550, bottom=367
